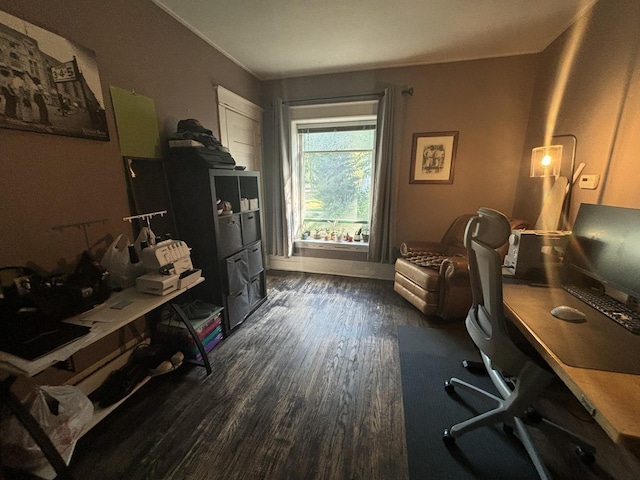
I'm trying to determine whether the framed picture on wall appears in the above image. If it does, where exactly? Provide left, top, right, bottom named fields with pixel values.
left=0, top=10, right=109, bottom=140
left=410, top=131, right=458, bottom=184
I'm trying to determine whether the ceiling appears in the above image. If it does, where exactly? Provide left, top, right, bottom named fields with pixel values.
left=152, top=0, right=597, bottom=81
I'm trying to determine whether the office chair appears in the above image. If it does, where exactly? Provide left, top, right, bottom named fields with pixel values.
left=442, top=208, right=595, bottom=480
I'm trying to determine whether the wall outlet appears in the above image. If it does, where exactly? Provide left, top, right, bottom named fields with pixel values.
left=579, top=174, right=599, bottom=189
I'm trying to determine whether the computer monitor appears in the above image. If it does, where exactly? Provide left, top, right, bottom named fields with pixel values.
left=564, top=203, right=640, bottom=300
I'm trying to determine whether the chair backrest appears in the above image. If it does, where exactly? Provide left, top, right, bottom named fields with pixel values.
left=464, top=208, right=528, bottom=376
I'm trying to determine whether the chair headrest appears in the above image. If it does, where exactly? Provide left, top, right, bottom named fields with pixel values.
left=466, top=208, right=511, bottom=249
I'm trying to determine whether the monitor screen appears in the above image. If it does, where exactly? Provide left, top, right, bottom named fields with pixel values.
left=564, top=203, right=640, bottom=299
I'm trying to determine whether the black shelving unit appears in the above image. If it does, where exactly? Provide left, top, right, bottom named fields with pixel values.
left=166, top=151, right=266, bottom=335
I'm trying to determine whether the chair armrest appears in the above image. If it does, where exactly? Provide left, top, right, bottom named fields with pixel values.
left=400, top=241, right=445, bottom=256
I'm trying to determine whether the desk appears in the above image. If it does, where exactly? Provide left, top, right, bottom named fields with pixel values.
left=0, top=277, right=205, bottom=378
left=503, top=282, right=640, bottom=454
left=0, top=277, right=208, bottom=479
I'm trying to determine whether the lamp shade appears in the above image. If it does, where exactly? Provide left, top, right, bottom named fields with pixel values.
left=530, top=145, right=563, bottom=177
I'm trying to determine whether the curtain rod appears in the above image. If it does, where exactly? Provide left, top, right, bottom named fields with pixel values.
left=284, top=91, right=384, bottom=106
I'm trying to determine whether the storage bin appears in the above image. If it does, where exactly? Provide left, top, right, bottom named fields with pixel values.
left=226, top=285, right=250, bottom=331
left=248, top=275, right=263, bottom=307
left=225, top=249, right=249, bottom=294
left=247, top=242, right=263, bottom=278
left=218, top=213, right=242, bottom=257
left=242, top=211, right=260, bottom=245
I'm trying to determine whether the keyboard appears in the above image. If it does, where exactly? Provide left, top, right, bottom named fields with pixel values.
left=563, top=285, right=640, bottom=334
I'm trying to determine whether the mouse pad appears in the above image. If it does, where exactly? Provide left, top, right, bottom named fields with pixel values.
left=503, top=283, right=640, bottom=375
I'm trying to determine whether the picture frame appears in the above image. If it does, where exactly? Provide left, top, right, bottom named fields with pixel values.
left=409, top=131, right=458, bottom=184
left=0, top=10, right=109, bottom=140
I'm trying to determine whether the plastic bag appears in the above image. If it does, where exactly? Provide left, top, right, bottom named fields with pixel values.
left=101, top=234, right=145, bottom=290
left=133, top=226, right=155, bottom=256
left=0, top=385, right=94, bottom=470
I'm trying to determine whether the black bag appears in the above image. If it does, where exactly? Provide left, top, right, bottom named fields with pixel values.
left=0, top=251, right=111, bottom=322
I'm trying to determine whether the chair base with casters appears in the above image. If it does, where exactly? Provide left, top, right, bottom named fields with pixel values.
left=442, top=352, right=595, bottom=479
left=442, top=208, right=595, bottom=480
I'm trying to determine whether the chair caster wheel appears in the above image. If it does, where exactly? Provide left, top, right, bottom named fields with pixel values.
left=576, top=446, right=595, bottom=464
left=503, top=423, right=514, bottom=437
left=444, top=381, right=455, bottom=394
left=442, top=429, right=456, bottom=447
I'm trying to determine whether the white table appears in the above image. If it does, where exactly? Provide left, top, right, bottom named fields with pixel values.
left=0, top=277, right=209, bottom=478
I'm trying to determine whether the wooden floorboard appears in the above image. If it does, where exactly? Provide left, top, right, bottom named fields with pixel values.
left=65, top=270, right=640, bottom=480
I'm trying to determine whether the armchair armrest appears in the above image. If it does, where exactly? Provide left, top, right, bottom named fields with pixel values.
left=438, top=255, right=473, bottom=319
left=439, top=255, right=469, bottom=279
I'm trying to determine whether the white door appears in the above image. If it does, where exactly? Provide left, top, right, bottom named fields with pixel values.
left=216, top=86, right=263, bottom=172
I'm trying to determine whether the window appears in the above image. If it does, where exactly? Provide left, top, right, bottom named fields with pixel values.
left=290, top=101, right=378, bottom=243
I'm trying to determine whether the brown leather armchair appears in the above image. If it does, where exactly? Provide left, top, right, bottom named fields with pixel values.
left=394, top=214, right=527, bottom=320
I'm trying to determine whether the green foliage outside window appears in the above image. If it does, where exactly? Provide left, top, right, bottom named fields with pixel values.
left=301, top=127, right=374, bottom=233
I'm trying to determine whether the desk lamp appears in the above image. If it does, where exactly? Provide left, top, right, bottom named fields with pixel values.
left=530, top=145, right=562, bottom=178
left=530, top=135, right=583, bottom=231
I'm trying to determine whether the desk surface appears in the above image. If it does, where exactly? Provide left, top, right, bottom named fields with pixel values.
left=503, top=282, right=640, bottom=452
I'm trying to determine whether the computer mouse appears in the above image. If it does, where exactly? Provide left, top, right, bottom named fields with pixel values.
left=550, top=305, right=586, bottom=322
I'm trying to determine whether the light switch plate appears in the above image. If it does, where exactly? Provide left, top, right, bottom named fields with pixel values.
left=579, top=174, right=599, bottom=189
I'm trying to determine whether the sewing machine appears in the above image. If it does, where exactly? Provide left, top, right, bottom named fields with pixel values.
left=136, top=240, right=200, bottom=295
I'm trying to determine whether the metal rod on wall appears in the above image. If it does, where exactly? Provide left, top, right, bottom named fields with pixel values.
left=284, top=91, right=384, bottom=106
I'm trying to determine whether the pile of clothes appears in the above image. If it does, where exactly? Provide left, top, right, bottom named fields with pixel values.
left=168, top=118, right=236, bottom=169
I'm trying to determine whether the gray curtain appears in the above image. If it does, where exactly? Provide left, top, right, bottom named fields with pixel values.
left=368, top=87, right=398, bottom=263
left=265, top=91, right=397, bottom=262
left=264, top=99, right=297, bottom=258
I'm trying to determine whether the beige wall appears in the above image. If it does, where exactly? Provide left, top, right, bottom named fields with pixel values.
left=262, top=55, right=538, bottom=249
left=0, top=0, right=260, bottom=273
left=512, top=0, right=640, bottom=225
left=3, top=0, right=638, bottom=275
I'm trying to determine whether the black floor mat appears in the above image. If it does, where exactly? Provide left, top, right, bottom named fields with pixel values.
left=397, top=325, right=539, bottom=480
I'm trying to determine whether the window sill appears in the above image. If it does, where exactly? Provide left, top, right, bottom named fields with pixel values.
left=294, top=238, right=369, bottom=252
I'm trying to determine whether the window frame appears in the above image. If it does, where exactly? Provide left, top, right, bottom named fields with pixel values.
left=291, top=113, right=377, bottom=240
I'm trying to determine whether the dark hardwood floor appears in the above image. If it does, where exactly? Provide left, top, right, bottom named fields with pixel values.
left=63, top=271, right=639, bottom=480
